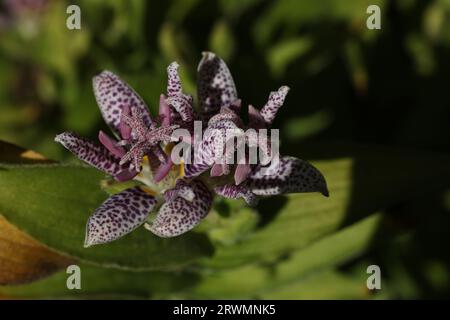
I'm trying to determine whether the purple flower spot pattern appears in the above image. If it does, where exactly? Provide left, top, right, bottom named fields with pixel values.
left=55, top=51, right=328, bottom=246
left=148, top=181, right=212, bottom=237
left=93, top=71, right=153, bottom=135
left=248, top=156, right=329, bottom=197
left=214, top=184, right=258, bottom=206
left=54, top=132, right=128, bottom=178
left=260, top=86, right=290, bottom=125
left=85, top=187, right=157, bottom=247
left=197, top=52, right=238, bottom=120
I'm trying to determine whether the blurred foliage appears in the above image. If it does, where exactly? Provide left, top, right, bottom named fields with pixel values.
left=1, top=0, right=450, bottom=299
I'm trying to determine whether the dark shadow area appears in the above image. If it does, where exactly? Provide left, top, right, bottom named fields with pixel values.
left=255, top=195, right=288, bottom=229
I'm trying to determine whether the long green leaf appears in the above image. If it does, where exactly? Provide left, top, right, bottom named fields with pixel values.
left=0, top=163, right=213, bottom=271
left=202, top=146, right=450, bottom=268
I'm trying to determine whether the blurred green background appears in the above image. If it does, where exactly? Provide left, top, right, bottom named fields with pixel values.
left=1, top=0, right=450, bottom=299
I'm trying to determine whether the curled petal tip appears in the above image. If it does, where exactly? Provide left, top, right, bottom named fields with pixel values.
left=249, top=156, right=328, bottom=197
left=201, top=51, right=215, bottom=59
left=168, top=61, right=180, bottom=69
left=54, top=133, right=64, bottom=143
left=321, top=186, right=330, bottom=197
left=83, top=238, right=94, bottom=248
left=280, top=85, right=290, bottom=92
left=92, top=70, right=108, bottom=82
left=260, top=85, right=290, bottom=124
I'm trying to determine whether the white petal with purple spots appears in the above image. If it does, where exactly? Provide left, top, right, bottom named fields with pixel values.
left=214, top=184, right=258, bottom=206
left=260, top=86, right=289, bottom=125
left=166, top=62, right=194, bottom=123
left=54, top=132, right=128, bottom=178
left=84, top=187, right=157, bottom=247
left=248, top=156, right=329, bottom=196
left=146, top=181, right=213, bottom=237
left=197, top=52, right=238, bottom=119
left=93, top=71, right=152, bottom=136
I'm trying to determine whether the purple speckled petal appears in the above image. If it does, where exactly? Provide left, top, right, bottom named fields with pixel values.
left=166, top=62, right=194, bottom=122
left=93, top=71, right=152, bottom=136
left=197, top=52, right=238, bottom=119
left=248, top=156, right=328, bottom=197
left=207, top=106, right=243, bottom=128
left=55, top=132, right=127, bottom=178
left=260, top=86, right=289, bottom=125
left=84, top=187, right=157, bottom=247
left=164, top=179, right=195, bottom=202
left=184, top=112, right=242, bottom=178
left=147, top=180, right=213, bottom=237
left=214, top=184, right=258, bottom=206
left=166, top=94, right=194, bottom=123
left=183, top=162, right=212, bottom=179
left=167, top=62, right=183, bottom=96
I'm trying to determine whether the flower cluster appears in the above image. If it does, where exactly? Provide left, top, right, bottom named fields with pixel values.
left=55, top=52, right=328, bottom=247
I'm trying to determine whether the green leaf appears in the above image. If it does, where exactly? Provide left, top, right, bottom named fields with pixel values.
left=259, top=269, right=370, bottom=300
left=0, top=264, right=197, bottom=299
left=266, top=37, right=312, bottom=77
left=184, top=214, right=380, bottom=298
left=0, top=163, right=213, bottom=271
left=201, top=145, right=450, bottom=269
left=1, top=213, right=380, bottom=299
left=209, top=20, right=235, bottom=61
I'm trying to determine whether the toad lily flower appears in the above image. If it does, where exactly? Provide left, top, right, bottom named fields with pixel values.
left=55, top=67, right=207, bottom=246
left=184, top=52, right=329, bottom=205
left=55, top=52, right=328, bottom=247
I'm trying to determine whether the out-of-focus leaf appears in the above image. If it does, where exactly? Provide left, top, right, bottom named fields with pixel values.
left=201, top=146, right=450, bottom=269
left=345, top=40, right=368, bottom=95
left=0, top=140, right=214, bottom=271
left=0, top=264, right=197, bottom=299
left=266, top=37, right=312, bottom=77
left=206, top=207, right=260, bottom=246
left=209, top=20, right=235, bottom=61
left=405, top=34, right=435, bottom=76
left=182, top=214, right=381, bottom=298
left=0, top=141, right=72, bottom=285
left=158, top=23, right=191, bottom=64
left=284, top=109, right=333, bottom=140
left=166, top=0, right=201, bottom=24
left=423, top=1, right=446, bottom=42
left=0, top=215, right=73, bottom=285
left=61, top=76, right=101, bottom=135
left=219, top=0, right=263, bottom=17
left=260, top=270, right=369, bottom=300
left=253, top=0, right=385, bottom=46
